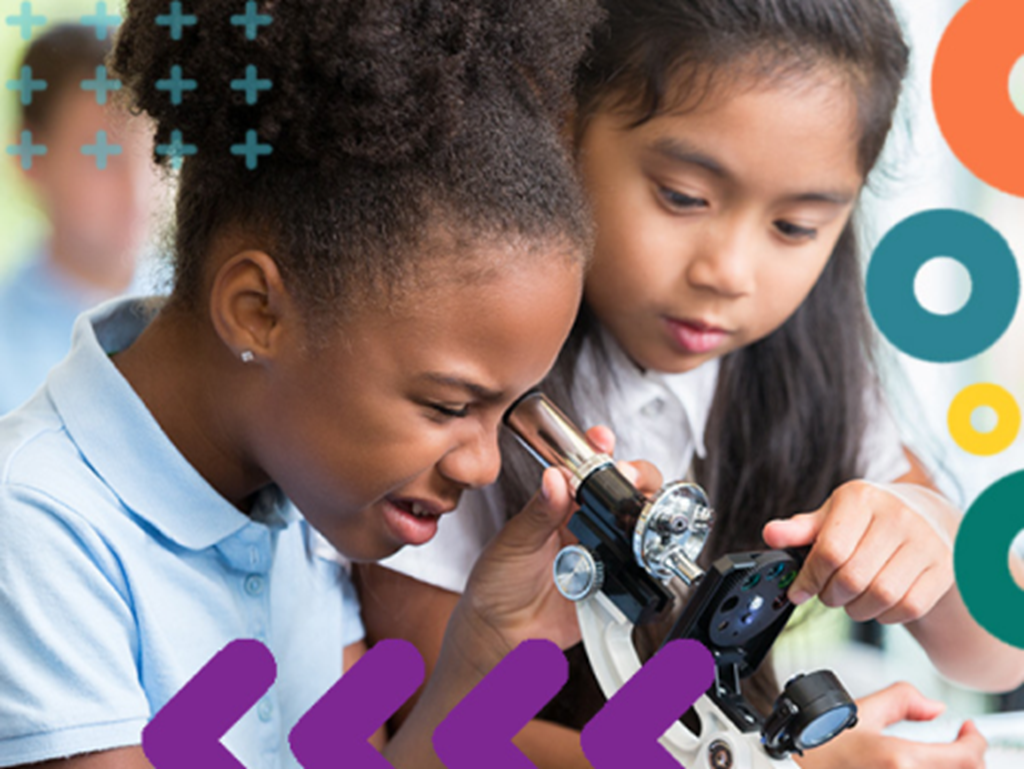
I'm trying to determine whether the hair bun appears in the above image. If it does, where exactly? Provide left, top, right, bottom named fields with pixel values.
left=114, top=0, right=600, bottom=170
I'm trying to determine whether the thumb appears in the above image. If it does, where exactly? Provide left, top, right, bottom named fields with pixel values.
left=496, top=467, right=575, bottom=555
left=763, top=510, right=826, bottom=549
left=858, top=683, right=946, bottom=729
left=956, top=719, right=987, bottom=745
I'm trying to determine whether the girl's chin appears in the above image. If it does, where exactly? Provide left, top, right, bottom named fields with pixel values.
left=626, top=339, right=720, bottom=376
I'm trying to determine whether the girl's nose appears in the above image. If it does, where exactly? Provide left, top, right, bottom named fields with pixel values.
left=686, top=221, right=757, bottom=298
left=438, top=425, right=503, bottom=490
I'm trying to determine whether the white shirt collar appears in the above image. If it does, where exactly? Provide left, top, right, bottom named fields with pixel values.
left=659, top=358, right=719, bottom=459
left=573, top=327, right=720, bottom=460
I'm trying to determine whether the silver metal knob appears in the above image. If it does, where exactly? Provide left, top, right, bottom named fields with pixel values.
left=553, top=545, right=605, bottom=602
left=633, top=481, right=714, bottom=585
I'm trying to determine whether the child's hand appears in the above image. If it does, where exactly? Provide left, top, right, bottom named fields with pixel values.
left=794, top=682, right=986, bottom=769
left=762, top=482, right=957, bottom=624
left=449, top=426, right=661, bottom=673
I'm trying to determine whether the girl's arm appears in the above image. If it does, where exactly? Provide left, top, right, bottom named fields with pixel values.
left=895, top=452, right=1024, bottom=691
left=382, top=466, right=585, bottom=768
left=765, top=449, right=1024, bottom=692
left=357, top=564, right=593, bottom=768
left=8, top=747, right=152, bottom=769
left=794, top=682, right=986, bottom=769
left=367, top=424, right=646, bottom=768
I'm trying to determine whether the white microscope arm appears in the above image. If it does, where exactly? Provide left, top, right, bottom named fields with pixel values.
left=578, top=590, right=800, bottom=769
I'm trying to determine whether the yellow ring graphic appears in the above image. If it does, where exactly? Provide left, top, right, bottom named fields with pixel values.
left=948, top=383, right=1021, bottom=456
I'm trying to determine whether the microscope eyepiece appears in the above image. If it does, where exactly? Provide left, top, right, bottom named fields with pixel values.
left=503, top=390, right=614, bottom=492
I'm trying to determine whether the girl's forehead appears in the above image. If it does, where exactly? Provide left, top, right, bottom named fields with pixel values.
left=590, top=53, right=859, bottom=134
left=584, top=72, right=864, bottom=198
left=667, top=58, right=859, bottom=123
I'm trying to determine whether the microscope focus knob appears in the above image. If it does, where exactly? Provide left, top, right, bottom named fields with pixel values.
left=553, top=545, right=605, bottom=602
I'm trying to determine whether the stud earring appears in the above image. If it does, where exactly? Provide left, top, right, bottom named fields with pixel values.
left=240, top=350, right=255, bottom=363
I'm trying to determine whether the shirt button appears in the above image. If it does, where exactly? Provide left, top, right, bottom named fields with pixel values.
left=257, top=698, right=273, bottom=722
left=641, top=398, right=666, bottom=417
left=244, top=574, right=265, bottom=596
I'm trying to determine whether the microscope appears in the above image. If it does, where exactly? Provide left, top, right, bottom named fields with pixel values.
left=505, top=391, right=859, bottom=769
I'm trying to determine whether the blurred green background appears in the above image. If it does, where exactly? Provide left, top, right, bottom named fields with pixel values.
left=1, top=0, right=123, bottom=279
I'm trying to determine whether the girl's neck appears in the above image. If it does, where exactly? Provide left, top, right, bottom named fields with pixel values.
left=111, top=306, right=270, bottom=512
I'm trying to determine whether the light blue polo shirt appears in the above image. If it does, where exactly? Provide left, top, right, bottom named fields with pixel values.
left=0, top=298, right=364, bottom=768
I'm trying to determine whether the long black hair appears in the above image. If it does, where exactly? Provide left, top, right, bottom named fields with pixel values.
left=503, top=0, right=910, bottom=726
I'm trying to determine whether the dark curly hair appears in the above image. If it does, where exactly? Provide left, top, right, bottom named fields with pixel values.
left=112, top=0, right=599, bottom=328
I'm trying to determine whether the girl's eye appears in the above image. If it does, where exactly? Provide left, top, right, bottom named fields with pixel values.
left=774, top=220, right=818, bottom=241
left=428, top=403, right=471, bottom=419
left=657, top=186, right=708, bottom=212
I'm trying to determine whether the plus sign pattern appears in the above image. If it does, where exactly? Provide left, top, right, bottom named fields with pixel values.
left=5, top=2, right=46, bottom=39
left=4, top=2, right=277, bottom=172
left=6, top=65, right=46, bottom=105
left=81, top=1, right=121, bottom=39
left=6, top=130, right=47, bottom=169
left=82, top=65, right=123, bottom=105
left=156, top=1, right=196, bottom=39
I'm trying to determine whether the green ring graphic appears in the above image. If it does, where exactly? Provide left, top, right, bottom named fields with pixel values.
left=954, top=469, right=1024, bottom=649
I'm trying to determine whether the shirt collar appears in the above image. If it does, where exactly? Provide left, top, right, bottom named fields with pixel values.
left=578, top=328, right=720, bottom=460
left=658, top=358, right=719, bottom=459
left=46, top=297, right=297, bottom=550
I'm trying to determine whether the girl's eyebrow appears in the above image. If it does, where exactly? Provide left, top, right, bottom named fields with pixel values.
left=649, top=137, right=729, bottom=178
left=781, top=190, right=856, bottom=206
left=649, top=137, right=855, bottom=206
left=419, top=373, right=504, bottom=402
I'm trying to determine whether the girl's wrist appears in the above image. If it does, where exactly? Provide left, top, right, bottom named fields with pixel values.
left=864, top=481, right=960, bottom=545
left=385, top=617, right=495, bottom=769
left=441, top=598, right=513, bottom=679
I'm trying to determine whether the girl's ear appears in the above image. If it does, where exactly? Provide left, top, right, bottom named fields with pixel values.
left=208, top=250, right=292, bottom=363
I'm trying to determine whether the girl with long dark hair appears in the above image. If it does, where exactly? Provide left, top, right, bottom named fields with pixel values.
left=362, top=2, right=1024, bottom=767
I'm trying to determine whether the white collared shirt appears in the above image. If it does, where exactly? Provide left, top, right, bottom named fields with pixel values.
left=381, top=332, right=909, bottom=593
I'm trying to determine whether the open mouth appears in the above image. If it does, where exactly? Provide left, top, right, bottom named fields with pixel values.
left=392, top=499, right=443, bottom=519
left=380, top=496, right=452, bottom=547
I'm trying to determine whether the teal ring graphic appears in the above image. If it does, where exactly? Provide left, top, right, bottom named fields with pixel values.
left=867, top=209, right=1019, bottom=363
left=954, top=469, right=1024, bottom=649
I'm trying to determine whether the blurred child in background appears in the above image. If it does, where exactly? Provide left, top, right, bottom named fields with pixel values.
left=0, top=23, right=159, bottom=414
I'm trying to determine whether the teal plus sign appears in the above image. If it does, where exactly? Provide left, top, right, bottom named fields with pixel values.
left=81, top=1, right=122, bottom=40
left=231, top=65, right=272, bottom=105
left=156, top=1, right=197, bottom=40
left=156, top=65, right=197, bottom=105
left=5, top=2, right=47, bottom=40
left=82, top=130, right=123, bottom=170
left=6, top=130, right=47, bottom=170
left=6, top=66, right=47, bottom=106
left=231, top=1, right=272, bottom=40
left=81, top=66, right=122, bottom=105
left=156, top=129, right=197, bottom=170
left=231, top=130, right=272, bottom=170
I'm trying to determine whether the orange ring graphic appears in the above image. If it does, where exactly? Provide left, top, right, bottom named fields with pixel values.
left=933, top=0, right=1024, bottom=197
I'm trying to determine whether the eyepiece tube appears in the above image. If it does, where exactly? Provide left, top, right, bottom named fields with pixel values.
left=504, top=391, right=614, bottom=492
